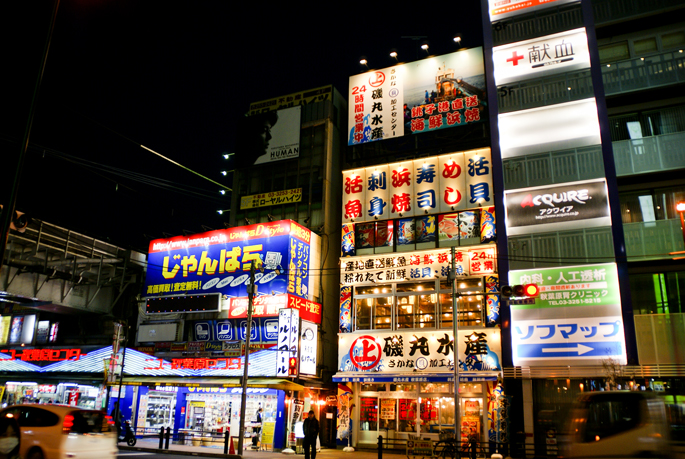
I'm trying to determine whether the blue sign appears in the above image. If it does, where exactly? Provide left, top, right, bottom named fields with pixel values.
left=263, top=318, right=279, bottom=341
left=194, top=322, right=212, bottom=341
left=517, top=341, right=623, bottom=358
left=216, top=320, right=233, bottom=341
left=238, top=320, right=259, bottom=341
left=144, top=221, right=312, bottom=301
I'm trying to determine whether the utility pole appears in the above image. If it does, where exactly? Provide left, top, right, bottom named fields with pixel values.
left=237, top=263, right=256, bottom=453
left=450, top=247, right=461, bottom=441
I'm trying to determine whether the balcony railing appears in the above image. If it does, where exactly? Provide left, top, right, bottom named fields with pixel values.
left=497, top=51, right=685, bottom=114
left=624, top=218, right=685, bottom=261
left=613, top=131, right=685, bottom=176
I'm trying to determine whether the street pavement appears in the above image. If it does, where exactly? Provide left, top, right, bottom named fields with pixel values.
left=119, top=437, right=412, bottom=459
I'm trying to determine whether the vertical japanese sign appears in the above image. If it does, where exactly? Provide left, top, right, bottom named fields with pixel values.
left=299, top=321, right=318, bottom=375
left=509, top=263, right=627, bottom=366
left=389, top=161, right=415, bottom=219
left=365, top=165, right=389, bottom=220
left=339, top=286, right=352, bottom=333
left=288, top=230, right=311, bottom=299
left=342, top=169, right=366, bottom=223
left=276, top=308, right=300, bottom=377
left=342, top=149, right=493, bottom=224
left=348, top=48, right=486, bottom=145
left=413, top=157, right=439, bottom=215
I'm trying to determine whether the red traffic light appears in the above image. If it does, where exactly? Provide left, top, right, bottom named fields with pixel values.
left=523, top=283, right=540, bottom=297
left=501, top=283, right=539, bottom=298
left=288, top=357, right=297, bottom=376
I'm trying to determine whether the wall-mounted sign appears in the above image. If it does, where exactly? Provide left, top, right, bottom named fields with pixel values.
left=498, top=99, right=601, bottom=158
left=504, top=179, right=611, bottom=235
left=240, top=188, right=303, bottom=210
left=144, top=220, right=316, bottom=302
left=248, top=85, right=332, bottom=115
left=235, top=105, right=301, bottom=168
left=342, top=149, right=493, bottom=223
left=1, top=348, right=85, bottom=362
left=340, top=247, right=496, bottom=286
left=337, top=329, right=502, bottom=374
left=508, top=263, right=627, bottom=367
left=299, top=321, right=318, bottom=375
left=226, top=294, right=321, bottom=324
left=144, top=357, right=242, bottom=371
left=276, top=308, right=299, bottom=377
left=488, top=0, right=577, bottom=21
left=493, top=29, right=591, bottom=86
left=348, top=48, right=486, bottom=145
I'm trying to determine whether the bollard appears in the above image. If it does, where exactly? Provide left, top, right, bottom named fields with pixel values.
left=224, top=431, right=229, bottom=455
left=158, top=427, right=164, bottom=449
left=378, top=435, right=383, bottom=459
left=165, top=427, right=171, bottom=450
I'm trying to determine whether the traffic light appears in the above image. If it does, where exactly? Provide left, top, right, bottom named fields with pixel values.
left=288, top=356, right=298, bottom=376
left=0, top=205, right=30, bottom=233
left=501, top=283, right=540, bottom=298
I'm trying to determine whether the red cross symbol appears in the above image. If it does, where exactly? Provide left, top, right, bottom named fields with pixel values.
left=506, top=51, right=524, bottom=66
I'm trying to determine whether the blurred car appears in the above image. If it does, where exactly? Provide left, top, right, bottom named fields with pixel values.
left=0, top=404, right=117, bottom=459
left=561, top=391, right=672, bottom=459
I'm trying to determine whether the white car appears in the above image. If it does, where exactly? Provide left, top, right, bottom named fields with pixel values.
left=0, top=404, right=117, bottom=459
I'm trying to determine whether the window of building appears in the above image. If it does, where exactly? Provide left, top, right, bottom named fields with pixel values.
left=619, top=186, right=685, bottom=224
left=661, top=31, right=685, bottom=50
left=630, top=271, right=685, bottom=314
left=633, top=37, right=658, bottom=56
left=353, top=278, right=486, bottom=331
left=598, top=42, right=630, bottom=63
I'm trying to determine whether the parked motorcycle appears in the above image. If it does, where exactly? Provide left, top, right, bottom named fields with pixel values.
left=118, top=420, right=137, bottom=446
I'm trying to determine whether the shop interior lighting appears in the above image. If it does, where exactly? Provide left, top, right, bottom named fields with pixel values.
left=390, top=51, right=398, bottom=59
left=453, top=35, right=462, bottom=44
left=421, top=43, right=429, bottom=51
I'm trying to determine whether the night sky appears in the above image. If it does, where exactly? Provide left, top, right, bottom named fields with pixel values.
left=2, top=1, right=483, bottom=253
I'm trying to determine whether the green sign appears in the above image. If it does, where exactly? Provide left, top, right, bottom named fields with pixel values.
left=407, top=439, right=434, bottom=457
left=508, top=263, right=620, bottom=310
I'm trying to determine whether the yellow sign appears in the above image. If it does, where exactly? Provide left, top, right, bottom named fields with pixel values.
left=240, top=188, right=302, bottom=210
left=248, top=86, right=332, bottom=115
left=189, top=401, right=205, bottom=407
left=261, top=421, right=276, bottom=446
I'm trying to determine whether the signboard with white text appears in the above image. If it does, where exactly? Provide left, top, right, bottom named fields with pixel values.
left=276, top=308, right=299, bottom=377
left=504, top=179, right=611, bottom=235
left=299, top=321, right=318, bottom=375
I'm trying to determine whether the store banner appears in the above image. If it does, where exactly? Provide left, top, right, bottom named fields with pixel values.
left=348, top=48, right=486, bottom=145
left=144, top=220, right=316, bottom=302
left=488, top=0, right=577, bottom=21
left=299, top=321, right=318, bottom=375
left=240, top=188, right=302, bottom=210
left=339, top=286, right=352, bottom=333
left=337, top=329, right=501, bottom=374
left=509, top=263, right=627, bottom=366
left=493, top=29, right=591, bottom=85
left=340, top=247, right=496, bottom=286
left=504, top=179, right=611, bottom=235
left=276, top=308, right=299, bottom=377
left=342, top=149, right=493, bottom=223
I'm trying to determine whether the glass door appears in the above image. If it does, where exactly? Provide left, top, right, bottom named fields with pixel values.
left=378, top=398, right=397, bottom=441
left=359, top=396, right=378, bottom=444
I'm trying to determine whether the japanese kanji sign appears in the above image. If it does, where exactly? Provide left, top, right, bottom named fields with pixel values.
left=225, top=293, right=321, bottom=324
left=144, top=220, right=316, bottom=302
left=276, top=308, right=299, bottom=377
left=508, top=263, right=627, bottom=366
left=348, top=48, right=486, bottom=146
left=342, top=149, right=493, bottom=223
left=493, top=28, right=591, bottom=85
left=504, top=179, right=611, bottom=235
left=240, top=188, right=302, bottom=210
left=340, top=248, right=496, bottom=286
left=488, top=0, right=576, bottom=21
left=338, top=329, right=502, bottom=374
left=299, top=320, right=318, bottom=375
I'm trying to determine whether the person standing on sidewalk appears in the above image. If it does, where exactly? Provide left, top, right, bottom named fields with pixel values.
left=302, top=410, right=319, bottom=459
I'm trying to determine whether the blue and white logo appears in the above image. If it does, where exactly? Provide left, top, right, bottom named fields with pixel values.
left=195, top=322, right=210, bottom=341
left=216, top=320, right=233, bottom=341
left=264, top=319, right=279, bottom=341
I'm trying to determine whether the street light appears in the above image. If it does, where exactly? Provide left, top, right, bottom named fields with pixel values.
left=674, top=201, right=685, bottom=258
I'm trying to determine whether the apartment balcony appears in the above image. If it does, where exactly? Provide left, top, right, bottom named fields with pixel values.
left=624, top=218, right=685, bottom=261
left=613, top=131, right=685, bottom=176
left=602, top=51, right=685, bottom=95
left=592, top=0, right=685, bottom=25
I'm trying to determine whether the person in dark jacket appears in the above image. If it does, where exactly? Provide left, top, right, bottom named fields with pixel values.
left=302, top=410, right=319, bottom=459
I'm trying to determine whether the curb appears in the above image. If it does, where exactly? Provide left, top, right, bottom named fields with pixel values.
left=119, top=445, right=241, bottom=458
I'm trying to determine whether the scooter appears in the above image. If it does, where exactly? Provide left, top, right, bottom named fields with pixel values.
left=118, top=420, right=137, bottom=446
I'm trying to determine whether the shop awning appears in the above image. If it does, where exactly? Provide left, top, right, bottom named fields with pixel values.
left=110, top=377, right=304, bottom=391
left=331, top=372, right=499, bottom=383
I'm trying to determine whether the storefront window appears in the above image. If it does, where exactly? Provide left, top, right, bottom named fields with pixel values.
left=379, top=399, right=397, bottom=431
left=355, top=296, right=393, bottom=330
left=398, top=399, right=417, bottom=433
left=361, top=383, right=386, bottom=392
left=420, top=397, right=440, bottom=433
left=360, top=397, right=378, bottom=431
left=459, top=398, right=483, bottom=446
left=421, top=383, right=451, bottom=393
left=459, top=383, right=483, bottom=394
left=390, top=383, right=416, bottom=392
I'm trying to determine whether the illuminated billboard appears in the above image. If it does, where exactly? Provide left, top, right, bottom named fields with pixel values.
left=504, top=179, right=611, bottom=235
left=144, top=220, right=318, bottom=301
left=488, top=0, right=577, bottom=21
left=342, top=149, right=493, bottom=223
left=348, top=48, right=486, bottom=145
left=235, top=105, right=301, bottom=169
left=508, top=263, right=627, bottom=366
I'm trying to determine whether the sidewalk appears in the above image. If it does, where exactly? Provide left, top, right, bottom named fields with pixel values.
left=119, top=437, right=408, bottom=459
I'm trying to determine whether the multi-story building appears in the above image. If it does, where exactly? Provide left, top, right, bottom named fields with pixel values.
left=130, top=86, right=347, bottom=450
left=482, top=0, right=685, bottom=454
